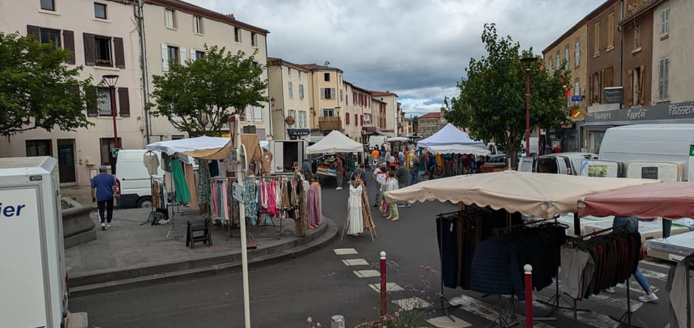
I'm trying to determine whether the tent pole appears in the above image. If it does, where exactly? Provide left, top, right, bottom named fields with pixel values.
left=237, top=127, right=252, bottom=328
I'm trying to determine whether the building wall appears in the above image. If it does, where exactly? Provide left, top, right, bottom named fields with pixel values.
left=418, top=115, right=447, bottom=138
left=0, top=0, right=143, bottom=186
left=374, top=94, right=398, bottom=136
left=651, top=0, right=694, bottom=104
left=543, top=25, right=589, bottom=112
left=268, top=63, right=310, bottom=140
left=143, top=3, right=270, bottom=140
left=586, top=0, right=622, bottom=111
left=309, top=69, right=344, bottom=133
left=622, top=10, right=654, bottom=108
left=343, top=85, right=371, bottom=142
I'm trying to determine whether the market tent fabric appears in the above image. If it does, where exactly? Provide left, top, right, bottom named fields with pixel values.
left=146, top=136, right=233, bottom=160
left=384, top=171, right=658, bottom=219
left=387, top=137, right=410, bottom=142
left=417, top=123, right=489, bottom=155
left=306, top=130, right=363, bottom=154
left=579, top=182, right=694, bottom=219
left=426, top=144, right=491, bottom=156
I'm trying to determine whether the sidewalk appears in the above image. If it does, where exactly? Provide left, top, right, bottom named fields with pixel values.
left=66, top=207, right=336, bottom=295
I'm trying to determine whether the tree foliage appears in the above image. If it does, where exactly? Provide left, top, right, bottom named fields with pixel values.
left=0, top=32, right=93, bottom=137
left=445, top=24, right=571, bottom=167
left=150, top=45, right=268, bottom=137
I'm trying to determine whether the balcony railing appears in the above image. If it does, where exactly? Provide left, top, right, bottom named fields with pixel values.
left=319, top=116, right=342, bottom=131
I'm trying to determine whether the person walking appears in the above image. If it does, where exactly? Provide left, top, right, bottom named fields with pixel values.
left=302, top=158, right=313, bottom=179
left=347, top=154, right=356, bottom=183
left=604, top=216, right=659, bottom=303
left=384, top=171, right=400, bottom=221
left=372, top=163, right=387, bottom=208
left=334, top=154, right=345, bottom=190
left=395, top=163, right=411, bottom=208
left=371, top=147, right=380, bottom=168
left=427, top=151, right=437, bottom=180
left=409, top=151, right=419, bottom=185
left=351, top=163, right=367, bottom=186
left=91, top=166, right=117, bottom=230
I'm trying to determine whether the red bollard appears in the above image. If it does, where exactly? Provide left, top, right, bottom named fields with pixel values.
left=524, top=264, right=533, bottom=328
left=380, top=251, right=387, bottom=318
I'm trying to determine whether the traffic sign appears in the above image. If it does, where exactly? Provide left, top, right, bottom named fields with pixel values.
left=111, top=148, right=120, bottom=158
left=571, top=96, right=584, bottom=102
left=232, top=182, right=244, bottom=202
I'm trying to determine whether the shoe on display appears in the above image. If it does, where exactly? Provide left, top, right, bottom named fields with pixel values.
left=639, top=293, right=659, bottom=303
left=101, top=223, right=106, bottom=231
left=605, top=287, right=615, bottom=294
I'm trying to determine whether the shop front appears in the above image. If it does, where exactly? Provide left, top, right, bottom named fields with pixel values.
left=583, top=101, right=694, bottom=153
left=287, top=128, right=310, bottom=141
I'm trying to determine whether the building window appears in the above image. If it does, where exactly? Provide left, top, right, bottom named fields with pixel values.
left=100, top=138, right=121, bottom=166
left=194, top=16, right=204, bottom=34
left=40, top=0, right=55, bottom=11
left=288, top=110, right=296, bottom=123
left=167, top=46, right=179, bottom=65
left=658, top=57, right=670, bottom=101
left=97, top=87, right=113, bottom=116
left=549, top=60, right=553, bottom=75
left=288, top=82, right=293, bottom=98
left=94, top=36, right=112, bottom=66
left=26, top=140, right=52, bottom=157
left=340, top=89, right=344, bottom=102
left=322, top=88, right=334, bottom=100
left=234, top=27, right=242, bottom=43
left=632, top=66, right=643, bottom=106
left=323, top=108, right=335, bottom=117
left=574, top=82, right=580, bottom=105
left=94, top=3, right=107, bottom=19
left=301, top=111, right=308, bottom=128
left=575, top=41, right=580, bottom=67
left=634, top=24, right=642, bottom=50
left=324, top=72, right=330, bottom=82
left=195, top=51, right=205, bottom=60
left=556, top=54, right=560, bottom=70
left=607, top=12, right=614, bottom=48
left=355, top=114, right=359, bottom=126
left=661, top=7, right=670, bottom=38
left=299, top=84, right=304, bottom=99
left=165, top=9, right=177, bottom=29
left=287, top=67, right=291, bottom=76
left=564, top=48, right=569, bottom=68
left=251, top=32, right=257, bottom=47
left=593, top=22, right=600, bottom=55
left=346, top=113, right=350, bottom=125
left=40, top=28, right=61, bottom=49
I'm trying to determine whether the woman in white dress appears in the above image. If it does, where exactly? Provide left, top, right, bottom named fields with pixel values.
left=347, top=180, right=364, bottom=236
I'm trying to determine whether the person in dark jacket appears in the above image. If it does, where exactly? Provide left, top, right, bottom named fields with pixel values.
left=395, top=163, right=411, bottom=207
left=426, top=151, right=437, bottom=179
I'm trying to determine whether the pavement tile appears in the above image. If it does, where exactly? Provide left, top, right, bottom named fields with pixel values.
left=427, top=315, right=472, bottom=328
left=353, top=269, right=380, bottom=278
left=368, top=282, right=403, bottom=293
left=392, top=296, right=432, bottom=311
left=333, top=248, right=358, bottom=255
left=342, top=258, right=369, bottom=266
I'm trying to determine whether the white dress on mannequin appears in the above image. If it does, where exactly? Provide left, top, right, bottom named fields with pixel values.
left=347, top=183, right=364, bottom=235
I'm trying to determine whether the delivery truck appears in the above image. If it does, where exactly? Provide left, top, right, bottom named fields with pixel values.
left=0, top=157, right=73, bottom=328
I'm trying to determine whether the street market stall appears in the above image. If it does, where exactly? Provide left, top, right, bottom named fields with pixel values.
left=417, top=123, right=490, bottom=156
left=307, top=130, right=363, bottom=183
left=579, top=182, right=694, bottom=328
left=384, top=171, right=657, bottom=327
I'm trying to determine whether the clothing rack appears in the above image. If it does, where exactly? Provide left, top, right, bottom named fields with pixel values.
left=143, top=175, right=165, bottom=226
left=435, top=211, right=464, bottom=319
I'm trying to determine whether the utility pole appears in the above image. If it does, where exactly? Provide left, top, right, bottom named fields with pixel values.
left=134, top=0, right=151, bottom=145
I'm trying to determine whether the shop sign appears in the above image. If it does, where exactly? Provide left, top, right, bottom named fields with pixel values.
left=604, top=87, right=623, bottom=104
left=287, top=129, right=310, bottom=136
left=641, top=167, right=659, bottom=180
left=585, top=101, right=694, bottom=124
left=571, top=96, right=584, bottom=102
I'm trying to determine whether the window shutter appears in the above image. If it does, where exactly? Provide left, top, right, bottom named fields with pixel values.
left=61, top=30, right=76, bottom=64
left=189, top=49, right=196, bottom=62
left=664, top=58, right=669, bottom=100
left=639, top=65, right=646, bottom=105
left=658, top=59, right=665, bottom=100
left=27, top=25, right=40, bottom=40
left=320, top=88, right=325, bottom=99
left=113, top=37, right=125, bottom=69
left=161, top=43, right=169, bottom=71
left=180, top=47, right=187, bottom=66
left=83, top=33, right=96, bottom=66
left=254, top=106, right=262, bottom=121
left=626, top=69, right=633, bottom=107
left=331, top=88, right=335, bottom=99
left=118, top=88, right=130, bottom=117
left=86, top=86, right=98, bottom=117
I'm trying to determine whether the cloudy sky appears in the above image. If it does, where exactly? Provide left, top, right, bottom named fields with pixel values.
left=187, top=0, right=604, bottom=117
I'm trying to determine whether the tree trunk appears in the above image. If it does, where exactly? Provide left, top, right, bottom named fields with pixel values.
left=506, top=131, right=520, bottom=170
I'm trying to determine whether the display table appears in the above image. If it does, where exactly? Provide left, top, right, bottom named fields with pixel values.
left=645, top=230, right=694, bottom=262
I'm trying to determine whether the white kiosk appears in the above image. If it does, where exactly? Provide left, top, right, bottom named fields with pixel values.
left=0, top=157, right=69, bottom=328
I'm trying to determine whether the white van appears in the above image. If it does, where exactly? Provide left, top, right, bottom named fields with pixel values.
left=270, top=140, right=308, bottom=174
left=598, top=124, right=694, bottom=180
left=369, top=135, right=388, bottom=149
left=115, top=149, right=163, bottom=208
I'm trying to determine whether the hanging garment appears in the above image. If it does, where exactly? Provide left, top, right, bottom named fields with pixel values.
left=559, top=246, right=596, bottom=300
left=171, top=158, right=191, bottom=204
left=275, top=179, right=283, bottom=216
left=209, top=160, right=220, bottom=177
left=161, top=153, right=172, bottom=172
left=307, top=182, right=321, bottom=226
left=161, top=180, right=168, bottom=210
left=197, top=159, right=211, bottom=208
left=268, top=180, right=278, bottom=217
left=222, top=180, right=230, bottom=222
left=347, top=183, right=364, bottom=235
left=144, top=152, right=159, bottom=176
left=244, top=177, right=258, bottom=225
left=183, top=164, right=198, bottom=208
left=297, top=179, right=310, bottom=235
left=152, top=180, right=161, bottom=209
left=262, top=151, right=273, bottom=174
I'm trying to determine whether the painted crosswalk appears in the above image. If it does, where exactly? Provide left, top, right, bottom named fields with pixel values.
left=427, top=315, right=473, bottom=328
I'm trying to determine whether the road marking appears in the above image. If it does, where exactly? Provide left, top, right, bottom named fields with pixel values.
left=641, top=259, right=673, bottom=270
left=342, top=258, right=369, bottom=266
left=392, top=296, right=432, bottom=310
left=616, top=282, right=659, bottom=295
left=529, top=296, right=621, bottom=328
left=333, top=248, right=358, bottom=255
left=588, top=293, right=643, bottom=312
left=368, top=282, right=404, bottom=293
left=639, top=267, right=669, bottom=281
left=449, top=294, right=554, bottom=328
left=427, top=315, right=472, bottom=328
left=354, top=270, right=380, bottom=278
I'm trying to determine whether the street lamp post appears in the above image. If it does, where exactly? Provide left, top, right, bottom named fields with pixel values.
left=520, top=57, right=538, bottom=156
left=102, top=75, right=120, bottom=149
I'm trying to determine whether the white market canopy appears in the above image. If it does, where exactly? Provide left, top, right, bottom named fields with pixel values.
left=146, top=136, right=233, bottom=160
left=417, top=123, right=489, bottom=155
left=306, top=130, right=363, bottom=154
left=384, top=171, right=658, bottom=219
left=387, top=137, right=410, bottom=142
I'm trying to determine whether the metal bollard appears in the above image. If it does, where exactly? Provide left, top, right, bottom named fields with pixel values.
left=524, top=264, right=533, bottom=328
left=380, top=251, right=387, bottom=318
left=331, top=315, right=345, bottom=328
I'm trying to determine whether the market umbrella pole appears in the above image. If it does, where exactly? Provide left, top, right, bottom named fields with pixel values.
left=238, top=141, right=251, bottom=327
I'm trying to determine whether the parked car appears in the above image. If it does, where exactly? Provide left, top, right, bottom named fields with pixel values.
left=481, top=155, right=508, bottom=172
left=519, top=152, right=597, bottom=175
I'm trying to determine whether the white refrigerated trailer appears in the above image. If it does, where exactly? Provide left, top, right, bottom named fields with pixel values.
left=0, top=157, right=70, bottom=328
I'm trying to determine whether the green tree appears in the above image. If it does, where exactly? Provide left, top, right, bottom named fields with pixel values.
left=0, top=32, right=93, bottom=137
left=149, top=45, right=268, bottom=137
left=445, top=24, right=571, bottom=168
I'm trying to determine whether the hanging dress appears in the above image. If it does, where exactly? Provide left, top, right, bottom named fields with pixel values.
left=171, top=158, right=191, bottom=204
left=244, top=177, right=258, bottom=225
left=307, top=182, right=322, bottom=226
left=347, top=183, right=364, bottom=235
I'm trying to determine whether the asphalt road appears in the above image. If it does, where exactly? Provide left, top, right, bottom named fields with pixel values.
left=70, top=170, right=675, bottom=328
